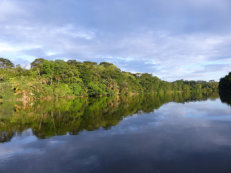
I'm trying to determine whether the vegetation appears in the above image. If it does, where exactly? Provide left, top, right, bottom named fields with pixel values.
left=219, top=72, right=231, bottom=105
left=0, top=57, right=218, bottom=101
left=219, top=72, right=231, bottom=94
left=0, top=92, right=219, bottom=142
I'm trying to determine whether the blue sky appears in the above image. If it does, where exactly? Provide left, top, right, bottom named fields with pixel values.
left=0, top=0, right=231, bottom=81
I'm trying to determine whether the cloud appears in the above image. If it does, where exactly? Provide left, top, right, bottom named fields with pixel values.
left=0, top=0, right=231, bottom=81
left=0, top=0, right=25, bottom=21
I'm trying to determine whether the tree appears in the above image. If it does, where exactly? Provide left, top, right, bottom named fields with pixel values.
left=31, top=58, right=45, bottom=76
left=31, top=58, right=45, bottom=68
left=0, top=58, right=219, bottom=99
left=219, top=72, right=231, bottom=94
left=0, top=58, right=14, bottom=68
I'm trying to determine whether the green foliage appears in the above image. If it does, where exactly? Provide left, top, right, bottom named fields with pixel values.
left=0, top=82, right=14, bottom=100
left=219, top=72, right=231, bottom=104
left=31, top=58, right=46, bottom=68
left=70, top=83, right=87, bottom=96
left=33, top=84, right=53, bottom=98
left=0, top=58, right=218, bottom=100
left=54, top=84, right=72, bottom=97
left=219, top=72, right=231, bottom=94
left=0, top=58, right=14, bottom=69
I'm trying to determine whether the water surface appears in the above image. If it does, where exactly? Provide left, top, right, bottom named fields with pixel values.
left=1, top=93, right=231, bottom=173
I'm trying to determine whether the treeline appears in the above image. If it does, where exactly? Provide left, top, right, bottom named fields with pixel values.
left=219, top=72, right=231, bottom=105
left=0, top=57, right=218, bottom=100
left=219, top=72, right=231, bottom=94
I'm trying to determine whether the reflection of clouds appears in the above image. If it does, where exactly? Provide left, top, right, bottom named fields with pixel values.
left=99, top=98, right=231, bottom=151
left=0, top=129, right=66, bottom=162
left=159, top=98, right=231, bottom=119
left=101, top=98, right=231, bottom=136
left=1, top=99, right=231, bottom=172
left=0, top=129, right=39, bottom=160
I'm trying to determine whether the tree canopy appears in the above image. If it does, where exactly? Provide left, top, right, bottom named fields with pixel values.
left=0, top=58, right=14, bottom=69
left=0, top=58, right=218, bottom=101
left=219, top=72, right=231, bottom=104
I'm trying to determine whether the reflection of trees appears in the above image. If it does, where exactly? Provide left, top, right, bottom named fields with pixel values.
left=219, top=92, right=231, bottom=106
left=0, top=131, right=14, bottom=143
left=0, top=92, right=219, bottom=142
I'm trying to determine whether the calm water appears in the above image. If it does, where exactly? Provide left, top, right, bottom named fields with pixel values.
left=1, top=93, right=231, bottom=173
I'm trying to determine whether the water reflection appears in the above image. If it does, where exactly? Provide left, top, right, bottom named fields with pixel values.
left=1, top=92, right=231, bottom=173
left=220, top=91, right=231, bottom=106
left=0, top=92, right=219, bottom=143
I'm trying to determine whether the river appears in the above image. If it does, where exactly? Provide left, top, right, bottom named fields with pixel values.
left=0, top=92, right=231, bottom=173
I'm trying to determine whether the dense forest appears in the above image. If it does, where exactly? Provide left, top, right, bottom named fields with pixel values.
left=219, top=72, right=231, bottom=94
left=219, top=72, right=231, bottom=105
left=0, top=57, right=218, bottom=101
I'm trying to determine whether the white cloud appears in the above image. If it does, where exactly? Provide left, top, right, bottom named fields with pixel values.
left=0, top=0, right=26, bottom=21
left=0, top=0, right=231, bottom=81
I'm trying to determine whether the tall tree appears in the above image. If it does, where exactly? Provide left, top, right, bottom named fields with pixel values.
left=31, top=58, right=45, bottom=76
left=0, top=58, right=14, bottom=69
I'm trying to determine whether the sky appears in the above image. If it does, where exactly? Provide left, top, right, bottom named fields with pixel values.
left=0, top=0, right=231, bottom=81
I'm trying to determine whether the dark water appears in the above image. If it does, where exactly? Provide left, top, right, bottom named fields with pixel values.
left=1, top=92, right=231, bottom=173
